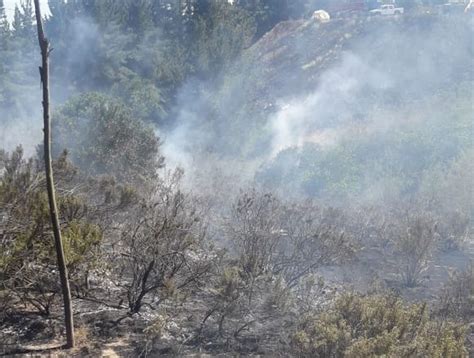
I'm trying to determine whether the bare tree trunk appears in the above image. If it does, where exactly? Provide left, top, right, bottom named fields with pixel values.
left=33, top=0, right=75, bottom=349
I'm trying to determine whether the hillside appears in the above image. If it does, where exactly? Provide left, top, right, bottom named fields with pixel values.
left=168, top=13, right=473, bottom=203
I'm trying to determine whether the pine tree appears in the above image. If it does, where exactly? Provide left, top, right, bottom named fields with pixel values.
left=46, top=0, right=68, bottom=37
left=4, top=2, right=38, bottom=111
left=20, top=0, right=36, bottom=41
left=12, top=5, right=23, bottom=36
left=0, top=0, right=9, bottom=104
left=0, top=0, right=9, bottom=45
left=21, top=0, right=35, bottom=27
left=0, top=0, right=8, bottom=29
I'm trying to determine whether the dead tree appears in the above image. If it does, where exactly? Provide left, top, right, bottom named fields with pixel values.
left=33, top=0, right=75, bottom=348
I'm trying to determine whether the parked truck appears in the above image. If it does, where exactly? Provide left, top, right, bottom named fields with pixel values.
left=370, top=4, right=404, bottom=15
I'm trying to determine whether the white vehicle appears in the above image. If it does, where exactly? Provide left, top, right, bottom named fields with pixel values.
left=370, top=4, right=404, bottom=16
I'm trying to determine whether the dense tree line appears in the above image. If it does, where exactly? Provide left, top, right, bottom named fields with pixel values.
left=0, top=0, right=312, bottom=125
left=1, top=0, right=384, bottom=125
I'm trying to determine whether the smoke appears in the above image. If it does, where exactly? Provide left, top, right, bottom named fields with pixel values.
left=160, top=14, right=472, bottom=203
left=159, top=80, right=212, bottom=171
left=0, top=52, right=41, bottom=156
left=0, top=12, right=94, bottom=153
left=0, top=112, right=42, bottom=156
left=1, top=16, right=101, bottom=155
left=269, top=16, right=472, bottom=155
left=159, top=79, right=263, bottom=198
left=1, top=6, right=472, bottom=207
left=269, top=52, right=392, bottom=156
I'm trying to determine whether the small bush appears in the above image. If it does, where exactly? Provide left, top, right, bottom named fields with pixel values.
left=113, top=170, right=215, bottom=314
left=394, top=215, right=438, bottom=287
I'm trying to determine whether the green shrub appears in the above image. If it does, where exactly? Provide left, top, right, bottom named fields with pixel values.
left=51, top=92, right=163, bottom=184
left=291, top=293, right=467, bottom=358
left=0, top=148, right=104, bottom=313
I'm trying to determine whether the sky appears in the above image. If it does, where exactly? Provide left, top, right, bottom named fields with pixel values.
left=4, top=0, right=50, bottom=21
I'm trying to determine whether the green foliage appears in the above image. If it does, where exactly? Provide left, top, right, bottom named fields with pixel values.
left=111, top=77, right=165, bottom=120
left=62, top=220, right=102, bottom=268
left=0, top=0, right=37, bottom=114
left=190, top=2, right=256, bottom=75
left=0, top=151, right=102, bottom=268
left=0, top=148, right=104, bottom=313
left=238, top=0, right=291, bottom=37
left=52, top=92, right=163, bottom=183
left=291, top=293, right=467, bottom=357
left=0, top=0, right=263, bottom=132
